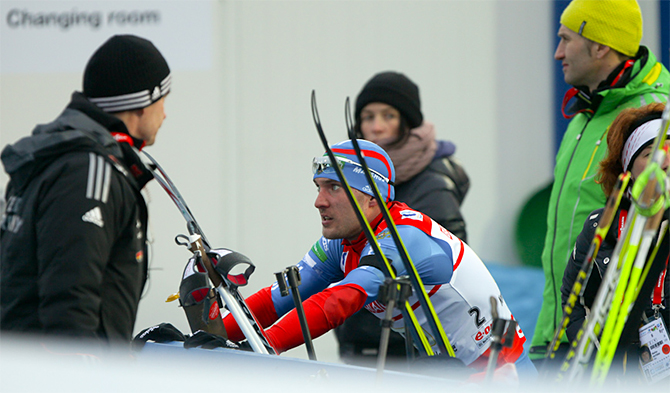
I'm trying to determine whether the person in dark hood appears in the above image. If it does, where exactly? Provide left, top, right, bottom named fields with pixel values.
left=1, top=34, right=171, bottom=346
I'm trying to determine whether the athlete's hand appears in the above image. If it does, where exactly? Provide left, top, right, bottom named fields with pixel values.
left=184, top=330, right=251, bottom=351
left=133, top=322, right=186, bottom=349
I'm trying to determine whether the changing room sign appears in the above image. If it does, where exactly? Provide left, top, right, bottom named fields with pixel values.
left=0, top=0, right=212, bottom=73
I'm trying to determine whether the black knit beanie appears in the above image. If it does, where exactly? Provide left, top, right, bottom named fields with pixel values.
left=355, top=71, right=423, bottom=129
left=83, top=35, right=171, bottom=113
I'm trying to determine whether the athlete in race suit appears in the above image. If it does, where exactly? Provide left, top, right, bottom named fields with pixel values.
left=223, top=140, right=533, bottom=375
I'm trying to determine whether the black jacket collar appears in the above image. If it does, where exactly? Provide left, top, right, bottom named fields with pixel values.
left=67, top=92, right=146, bottom=150
left=67, top=92, right=153, bottom=189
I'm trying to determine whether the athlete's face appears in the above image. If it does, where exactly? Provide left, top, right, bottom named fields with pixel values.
left=314, top=177, right=374, bottom=241
left=630, top=141, right=670, bottom=180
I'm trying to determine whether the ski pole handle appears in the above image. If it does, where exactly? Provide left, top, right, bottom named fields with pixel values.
left=274, top=271, right=289, bottom=296
left=275, top=266, right=317, bottom=361
left=187, top=234, right=223, bottom=288
left=484, top=296, right=506, bottom=383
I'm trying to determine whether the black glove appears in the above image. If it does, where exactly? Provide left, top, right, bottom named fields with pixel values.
left=133, top=322, right=186, bottom=349
left=183, top=330, right=250, bottom=351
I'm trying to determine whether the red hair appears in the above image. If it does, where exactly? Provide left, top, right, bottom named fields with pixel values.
left=598, top=102, right=666, bottom=196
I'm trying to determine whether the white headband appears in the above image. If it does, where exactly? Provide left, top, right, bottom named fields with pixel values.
left=621, top=118, right=666, bottom=171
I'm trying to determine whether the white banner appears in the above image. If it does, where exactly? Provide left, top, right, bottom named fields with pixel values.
left=0, top=0, right=212, bottom=74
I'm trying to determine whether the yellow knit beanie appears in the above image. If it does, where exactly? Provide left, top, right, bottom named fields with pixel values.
left=560, top=0, right=642, bottom=57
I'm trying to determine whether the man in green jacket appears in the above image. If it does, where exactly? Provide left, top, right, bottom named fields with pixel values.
left=530, top=0, right=669, bottom=366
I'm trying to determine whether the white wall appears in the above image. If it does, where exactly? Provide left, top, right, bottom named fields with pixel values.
left=0, top=0, right=662, bottom=364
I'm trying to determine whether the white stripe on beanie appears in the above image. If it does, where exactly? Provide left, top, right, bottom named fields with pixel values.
left=89, top=73, right=171, bottom=113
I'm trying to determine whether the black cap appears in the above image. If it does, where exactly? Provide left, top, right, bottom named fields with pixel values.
left=83, top=35, right=171, bottom=113
left=355, top=71, right=423, bottom=129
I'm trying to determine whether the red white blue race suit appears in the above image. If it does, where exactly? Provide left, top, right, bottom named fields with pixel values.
left=224, top=202, right=525, bottom=369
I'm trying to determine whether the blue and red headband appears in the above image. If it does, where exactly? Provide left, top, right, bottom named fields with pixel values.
left=312, top=139, right=396, bottom=202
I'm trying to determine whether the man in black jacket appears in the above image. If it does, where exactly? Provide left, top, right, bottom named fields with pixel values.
left=1, top=35, right=171, bottom=345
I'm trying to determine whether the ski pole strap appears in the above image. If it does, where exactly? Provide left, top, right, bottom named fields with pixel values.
left=618, top=210, right=628, bottom=238
left=378, top=276, right=412, bottom=307
left=653, top=258, right=668, bottom=312
left=208, top=249, right=255, bottom=288
left=360, top=254, right=398, bottom=276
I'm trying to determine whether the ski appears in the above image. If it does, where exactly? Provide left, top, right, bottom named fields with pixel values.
left=310, top=91, right=434, bottom=357
left=343, top=98, right=455, bottom=357
left=142, top=151, right=210, bottom=247
left=141, top=151, right=276, bottom=355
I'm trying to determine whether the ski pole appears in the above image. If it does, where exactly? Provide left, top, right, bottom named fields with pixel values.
left=483, top=296, right=518, bottom=384
left=376, top=276, right=412, bottom=382
left=274, top=267, right=317, bottom=361
left=484, top=297, right=505, bottom=383
left=343, top=97, right=456, bottom=357
left=310, top=91, right=434, bottom=357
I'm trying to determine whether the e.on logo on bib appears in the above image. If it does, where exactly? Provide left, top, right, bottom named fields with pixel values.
left=471, top=321, right=493, bottom=349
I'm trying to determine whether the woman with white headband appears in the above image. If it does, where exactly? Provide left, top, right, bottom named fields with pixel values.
left=560, top=102, right=670, bottom=379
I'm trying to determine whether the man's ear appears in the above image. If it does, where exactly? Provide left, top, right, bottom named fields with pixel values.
left=367, top=195, right=378, bottom=208
left=592, top=43, right=611, bottom=60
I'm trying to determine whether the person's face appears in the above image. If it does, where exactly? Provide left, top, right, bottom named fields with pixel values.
left=359, top=103, right=401, bottom=143
left=630, top=140, right=670, bottom=180
left=314, top=177, right=374, bottom=241
left=555, top=25, right=600, bottom=89
left=135, top=96, right=167, bottom=146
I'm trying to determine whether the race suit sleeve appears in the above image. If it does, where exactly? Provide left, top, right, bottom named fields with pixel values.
left=35, top=153, right=136, bottom=338
left=223, top=237, right=346, bottom=343
left=221, top=286, right=277, bottom=341
left=264, top=265, right=385, bottom=353
left=264, top=283, right=368, bottom=353
left=375, top=225, right=455, bottom=285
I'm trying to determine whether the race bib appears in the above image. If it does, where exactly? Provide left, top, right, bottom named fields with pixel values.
left=638, top=316, right=670, bottom=384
